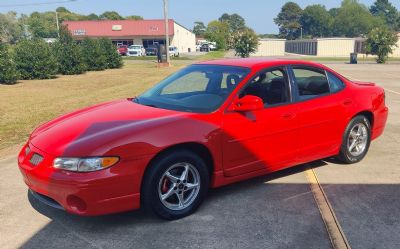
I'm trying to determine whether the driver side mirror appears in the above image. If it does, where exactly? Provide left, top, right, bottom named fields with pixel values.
left=231, top=95, right=264, bottom=112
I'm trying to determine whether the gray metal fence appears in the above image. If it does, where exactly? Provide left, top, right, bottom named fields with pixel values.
left=285, top=40, right=318, bottom=55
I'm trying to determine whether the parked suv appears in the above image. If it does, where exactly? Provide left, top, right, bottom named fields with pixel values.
left=117, top=45, right=128, bottom=56
left=146, top=45, right=158, bottom=56
left=127, top=45, right=145, bottom=57
left=169, top=46, right=179, bottom=57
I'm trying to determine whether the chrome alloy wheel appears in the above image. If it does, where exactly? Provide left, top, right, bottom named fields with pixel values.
left=347, top=123, right=368, bottom=157
left=158, top=162, right=201, bottom=211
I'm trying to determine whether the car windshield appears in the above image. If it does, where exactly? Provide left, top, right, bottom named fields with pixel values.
left=169, top=47, right=175, bottom=51
left=135, top=64, right=250, bottom=113
left=129, top=45, right=141, bottom=49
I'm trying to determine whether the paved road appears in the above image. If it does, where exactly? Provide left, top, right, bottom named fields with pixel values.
left=1, top=63, right=399, bottom=249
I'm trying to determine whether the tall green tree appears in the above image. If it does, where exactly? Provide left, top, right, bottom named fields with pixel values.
left=0, top=12, right=23, bottom=44
left=300, top=5, right=333, bottom=38
left=218, top=13, right=246, bottom=33
left=366, top=27, right=398, bottom=63
left=54, top=25, right=86, bottom=75
left=125, top=15, right=143, bottom=20
left=233, top=28, right=259, bottom=58
left=193, top=21, right=206, bottom=37
left=15, top=39, right=58, bottom=79
left=205, top=21, right=230, bottom=50
left=332, top=0, right=383, bottom=37
left=274, top=2, right=303, bottom=40
left=99, top=11, right=124, bottom=20
left=370, top=0, right=399, bottom=30
left=0, top=43, right=19, bottom=84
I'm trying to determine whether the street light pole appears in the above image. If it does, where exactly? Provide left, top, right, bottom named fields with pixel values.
left=55, top=11, right=60, bottom=38
left=163, top=0, right=170, bottom=64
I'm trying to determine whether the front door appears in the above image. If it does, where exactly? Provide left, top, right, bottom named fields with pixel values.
left=221, top=67, right=301, bottom=177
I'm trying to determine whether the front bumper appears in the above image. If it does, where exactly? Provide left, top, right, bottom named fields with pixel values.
left=18, top=143, right=151, bottom=216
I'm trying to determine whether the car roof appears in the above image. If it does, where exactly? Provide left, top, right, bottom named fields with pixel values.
left=196, top=58, right=324, bottom=69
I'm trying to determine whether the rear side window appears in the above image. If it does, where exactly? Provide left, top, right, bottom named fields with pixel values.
left=292, top=67, right=330, bottom=100
left=327, top=71, right=345, bottom=93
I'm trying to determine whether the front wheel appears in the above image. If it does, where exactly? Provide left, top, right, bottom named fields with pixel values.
left=141, top=150, right=209, bottom=220
left=337, top=115, right=371, bottom=164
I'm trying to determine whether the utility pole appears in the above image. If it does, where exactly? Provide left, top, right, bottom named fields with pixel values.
left=300, top=27, right=303, bottom=40
left=55, top=11, right=60, bottom=38
left=163, top=0, right=170, bottom=63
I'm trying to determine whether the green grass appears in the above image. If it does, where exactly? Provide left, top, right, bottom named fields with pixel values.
left=196, top=51, right=227, bottom=60
left=0, top=61, right=191, bottom=153
left=290, top=56, right=400, bottom=63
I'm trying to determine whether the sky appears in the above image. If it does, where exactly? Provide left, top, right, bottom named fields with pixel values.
left=0, top=0, right=399, bottom=34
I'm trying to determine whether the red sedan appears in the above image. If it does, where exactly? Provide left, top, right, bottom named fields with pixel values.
left=18, top=59, right=388, bottom=219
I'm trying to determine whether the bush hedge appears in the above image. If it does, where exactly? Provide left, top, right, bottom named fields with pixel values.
left=80, top=38, right=107, bottom=71
left=54, top=26, right=86, bottom=75
left=0, top=43, right=19, bottom=84
left=99, top=38, right=123, bottom=69
left=15, top=39, right=58, bottom=80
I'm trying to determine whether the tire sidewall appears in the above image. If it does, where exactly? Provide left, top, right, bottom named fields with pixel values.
left=142, top=150, right=209, bottom=220
left=340, top=115, right=371, bottom=163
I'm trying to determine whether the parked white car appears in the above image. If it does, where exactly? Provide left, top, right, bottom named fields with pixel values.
left=169, top=46, right=179, bottom=57
left=127, top=45, right=145, bottom=56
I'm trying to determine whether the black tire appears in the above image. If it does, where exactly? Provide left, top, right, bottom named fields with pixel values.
left=337, top=115, right=371, bottom=164
left=141, top=149, right=209, bottom=220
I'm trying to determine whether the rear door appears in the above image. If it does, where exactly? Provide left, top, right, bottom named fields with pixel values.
left=289, top=65, right=350, bottom=163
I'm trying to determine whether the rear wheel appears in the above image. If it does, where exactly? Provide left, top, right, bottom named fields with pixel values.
left=141, top=150, right=209, bottom=220
left=338, top=115, right=371, bottom=164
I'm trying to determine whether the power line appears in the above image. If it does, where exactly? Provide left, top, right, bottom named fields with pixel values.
left=0, top=0, right=76, bottom=8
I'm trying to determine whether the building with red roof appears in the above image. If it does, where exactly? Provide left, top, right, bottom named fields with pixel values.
left=64, top=19, right=195, bottom=53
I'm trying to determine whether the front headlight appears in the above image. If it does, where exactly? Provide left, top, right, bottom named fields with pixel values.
left=53, top=157, right=119, bottom=172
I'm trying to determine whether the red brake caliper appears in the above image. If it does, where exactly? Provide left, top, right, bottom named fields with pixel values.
left=162, top=177, right=169, bottom=193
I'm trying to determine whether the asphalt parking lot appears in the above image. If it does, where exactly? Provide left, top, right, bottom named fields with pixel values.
left=0, top=63, right=399, bottom=249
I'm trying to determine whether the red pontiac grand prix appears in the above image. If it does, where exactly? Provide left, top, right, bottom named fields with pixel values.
left=18, top=59, right=388, bottom=219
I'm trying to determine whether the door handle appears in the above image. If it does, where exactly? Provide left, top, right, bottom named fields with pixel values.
left=282, top=113, right=296, bottom=119
left=343, top=99, right=353, bottom=106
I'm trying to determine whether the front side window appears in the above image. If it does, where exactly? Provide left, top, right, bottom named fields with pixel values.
left=240, top=68, right=289, bottom=106
left=292, top=67, right=330, bottom=100
left=137, top=65, right=250, bottom=113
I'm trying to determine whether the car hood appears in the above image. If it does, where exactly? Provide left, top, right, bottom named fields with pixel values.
left=29, top=99, right=184, bottom=157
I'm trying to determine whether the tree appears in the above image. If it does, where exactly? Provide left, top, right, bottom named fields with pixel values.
left=80, top=38, right=107, bottom=71
left=300, top=5, right=333, bottom=38
left=274, top=2, right=303, bottom=40
left=193, top=21, right=206, bottom=37
left=0, top=12, right=23, bottom=43
left=332, top=0, right=383, bottom=37
left=54, top=25, right=86, bottom=75
left=205, top=21, right=230, bottom=50
left=0, top=43, right=19, bottom=84
left=218, top=13, right=246, bottom=33
left=99, top=38, right=123, bottom=69
left=125, top=15, right=143, bottom=20
left=370, top=0, right=399, bottom=30
left=85, top=13, right=100, bottom=20
left=233, top=28, right=259, bottom=58
left=99, top=11, right=124, bottom=20
left=366, top=27, right=398, bottom=63
left=15, top=39, right=58, bottom=79
left=22, top=11, right=58, bottom=38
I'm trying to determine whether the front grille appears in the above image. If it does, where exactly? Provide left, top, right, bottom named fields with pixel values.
left=30, top=153, right=44, bottom=166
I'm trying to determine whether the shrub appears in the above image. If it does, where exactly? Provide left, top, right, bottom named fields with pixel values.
left=233, top=28, right=259, bottom=58
left=0, top=43, right=19, bottom=84
left=80, top=38, right=107, bottom=71
left=15, top=39, right=58, bottom=79
left=54, top=25, right=86, bottom=75
left=366, top=27, right=398, bottom=64
left=99, top=38, right=123, bottom=69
